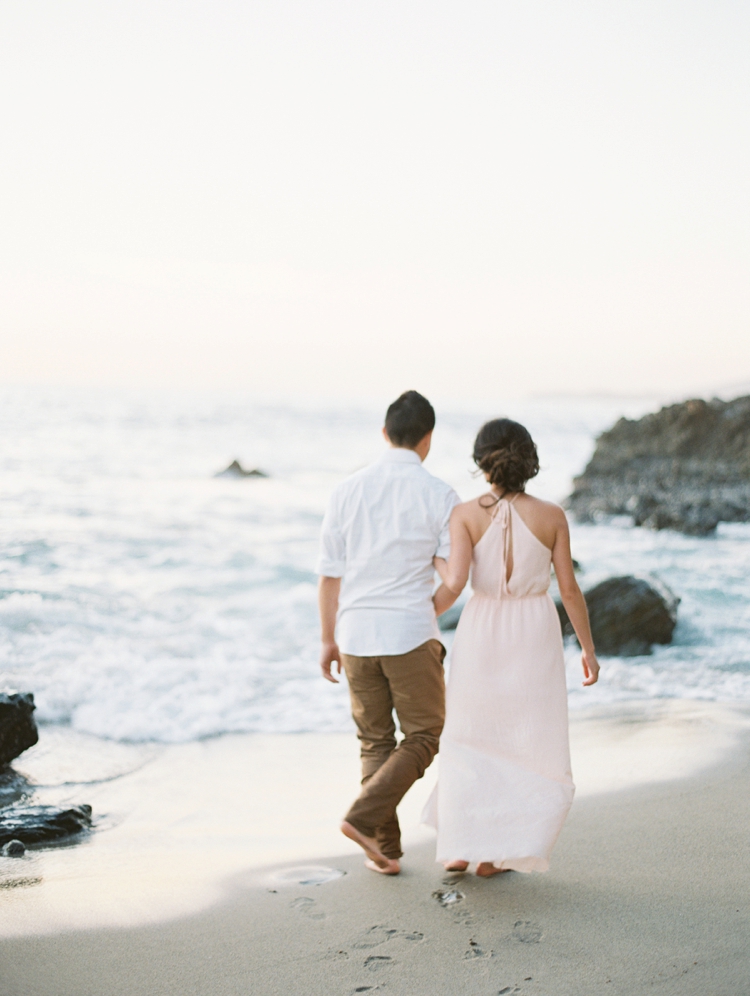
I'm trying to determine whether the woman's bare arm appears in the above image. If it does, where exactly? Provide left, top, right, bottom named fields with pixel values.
left=432, top=507, right=473, bottom=615
left=551, top=510, right=600, bottom=686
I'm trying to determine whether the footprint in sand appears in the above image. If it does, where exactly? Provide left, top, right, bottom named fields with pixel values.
left=364, top=955, right=394, bottom=973
left=463, top=938, right=493, bottom=960
left=290, top=897, right=326, bottom=920
left=512, top=920, right=542, bottom=943
left=432, top=888, right=476, bottom=926
left=352, top=926, right=398, bottom=948
left=322, top=949, right=349, bottom=961
left=498, top=987, right=522, bottom=994
left=432, top=888, right=465, bottom=907
left=352, top=926, right=425, bottom=949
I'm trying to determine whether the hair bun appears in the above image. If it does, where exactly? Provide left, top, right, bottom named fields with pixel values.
left=473, top=419, right=539, bottom=493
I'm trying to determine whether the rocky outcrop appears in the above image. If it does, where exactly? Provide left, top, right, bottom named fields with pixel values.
left=568, top=395, right=750, bottom=535
left=557, top=575, right=679, bottom=656
left=0, top=693, right=39, bottom=766
left=215, top=460, right=269, bottom=479
left=1, top=692, right=92, bottom=851
left=0, top=804, right=93, bottom=847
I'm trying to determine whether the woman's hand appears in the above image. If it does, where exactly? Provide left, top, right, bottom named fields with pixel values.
left=581, top=650, right=600, bottom=686
left=433, top=556, right=448, bottom=582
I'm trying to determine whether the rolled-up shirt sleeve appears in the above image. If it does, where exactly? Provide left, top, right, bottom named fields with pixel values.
left=316, top=495, right=346, bottom=577
left=435, top=489, right=461, bottom=559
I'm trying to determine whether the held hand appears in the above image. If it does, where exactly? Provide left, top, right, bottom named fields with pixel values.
left=320, top=640, right=343, bottom=683
left=581, top=650, right=600, bottom=686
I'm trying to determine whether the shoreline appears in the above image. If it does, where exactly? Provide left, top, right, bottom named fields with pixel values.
left=1, top=702, right=748, bottom=994
left=0, top=699, right=748, bottom=943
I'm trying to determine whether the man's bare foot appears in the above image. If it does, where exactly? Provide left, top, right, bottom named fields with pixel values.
left=341, top=821, right=400, bottom=874
left=476, top=862, right=510, bottom=877
left=443, top=860, right=469, bottom=872
left=364, top=857, right=401, bottom=875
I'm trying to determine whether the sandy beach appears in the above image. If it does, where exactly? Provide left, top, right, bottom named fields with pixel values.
left=1, top=701, right=749, bottom=995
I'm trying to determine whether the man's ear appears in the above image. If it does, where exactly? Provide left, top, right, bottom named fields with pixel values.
left=382, top=427, right=391, bottom=444
left=415, top=430, right=433, bottom=461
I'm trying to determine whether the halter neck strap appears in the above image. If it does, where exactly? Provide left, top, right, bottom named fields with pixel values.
left=487, top=498, right=513, bottom=595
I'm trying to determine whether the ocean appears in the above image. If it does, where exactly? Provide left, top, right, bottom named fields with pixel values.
left=1, top=386, right=749, bottom=744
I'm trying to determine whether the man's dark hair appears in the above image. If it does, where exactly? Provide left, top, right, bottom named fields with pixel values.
left=384, top=391, right=436, bottom=448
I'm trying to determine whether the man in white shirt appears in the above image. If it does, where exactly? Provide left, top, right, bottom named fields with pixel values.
left=317, top=391, right=460, bottom=875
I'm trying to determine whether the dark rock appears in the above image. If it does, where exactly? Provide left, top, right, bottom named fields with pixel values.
left=0, top=804, right=93, bottom=847
left=215, top=460, right=269, bottom=479
left=2, top=839, right=25, bottom=857
left=0, top=693, right=39, bottom=766
left=568, top=395, right=750, bottom=535
left=557, top=575, right=679, bottom=656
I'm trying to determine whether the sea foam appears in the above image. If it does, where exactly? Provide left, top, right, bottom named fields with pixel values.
left=1, top=387, right=749, bottom=743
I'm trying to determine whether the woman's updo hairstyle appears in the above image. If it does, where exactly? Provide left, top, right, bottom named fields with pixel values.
left=473, top=418, right=540, bottom=495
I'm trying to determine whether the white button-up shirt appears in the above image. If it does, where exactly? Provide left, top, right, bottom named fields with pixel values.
left=316, top=447, right=460, bottom=657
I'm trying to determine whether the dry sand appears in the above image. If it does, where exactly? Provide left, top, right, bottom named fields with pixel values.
left=1, top=703, right=749, bottom=995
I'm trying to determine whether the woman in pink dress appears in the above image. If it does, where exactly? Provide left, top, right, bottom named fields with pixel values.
left=423, top=418, right=599, bottom=877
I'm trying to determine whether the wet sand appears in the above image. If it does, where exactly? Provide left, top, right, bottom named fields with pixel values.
left=1, top=702, right=749, bottom=995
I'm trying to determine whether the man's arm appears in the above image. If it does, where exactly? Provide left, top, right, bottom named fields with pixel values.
left=318, top=576, right=342, bottom=683
left=316, top=489, right=346, bottom=683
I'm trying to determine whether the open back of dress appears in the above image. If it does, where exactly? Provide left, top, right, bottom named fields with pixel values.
left=423, top=497, right=574, bottom=872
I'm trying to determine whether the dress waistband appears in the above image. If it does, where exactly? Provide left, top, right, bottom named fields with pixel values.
left=470, top=591, right=549, bottom=602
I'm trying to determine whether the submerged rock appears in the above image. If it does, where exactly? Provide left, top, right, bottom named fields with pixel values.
left=557, top=575, right=679, bottom=656
left=215, top=460, right=269, bottom=479
left=568, top=395, right=750, bottom=535
left=0, top=693, right=39, bottom=766
left=0, top=804, right=93, bottom=847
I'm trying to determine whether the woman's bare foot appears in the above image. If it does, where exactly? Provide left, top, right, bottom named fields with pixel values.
left=341, top=821, right=401, bottom=875
left=476, top=862, right=510, bottom=877
left=443, top=860, right=469, bottom=872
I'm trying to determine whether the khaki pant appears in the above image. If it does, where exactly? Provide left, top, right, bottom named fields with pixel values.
left=342, top=639, right=446, bottom=859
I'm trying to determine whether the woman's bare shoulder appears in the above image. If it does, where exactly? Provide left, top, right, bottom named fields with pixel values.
left=452, top=495, right=496, bottom=521
left=518, top=494, right=568, bottom=523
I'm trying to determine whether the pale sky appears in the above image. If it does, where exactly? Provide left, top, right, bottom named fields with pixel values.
left=1, top=1, right=748, bottom=403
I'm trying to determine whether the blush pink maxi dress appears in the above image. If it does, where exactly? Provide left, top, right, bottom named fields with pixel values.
left=423, top=495, right=574, bottom=872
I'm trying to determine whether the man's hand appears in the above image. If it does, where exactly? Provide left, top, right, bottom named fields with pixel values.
left=318, top=576, right=342, bottom=683
left=320, top=640, right=343, bottom=683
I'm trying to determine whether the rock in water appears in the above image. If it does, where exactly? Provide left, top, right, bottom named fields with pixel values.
left=0, top=804, right=93, bottom=847
left=214, top=460, right=269, bottom=479
left=557, top=576, right=679, bottom=656
left=2, top=839, right=25, bottom=857
left=0, top=693, right=39, bottom=766
left=568, top=395, right=750, bottom=535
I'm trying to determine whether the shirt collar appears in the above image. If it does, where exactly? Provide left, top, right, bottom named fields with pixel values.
left=380, top=447, right=422, bottom=465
